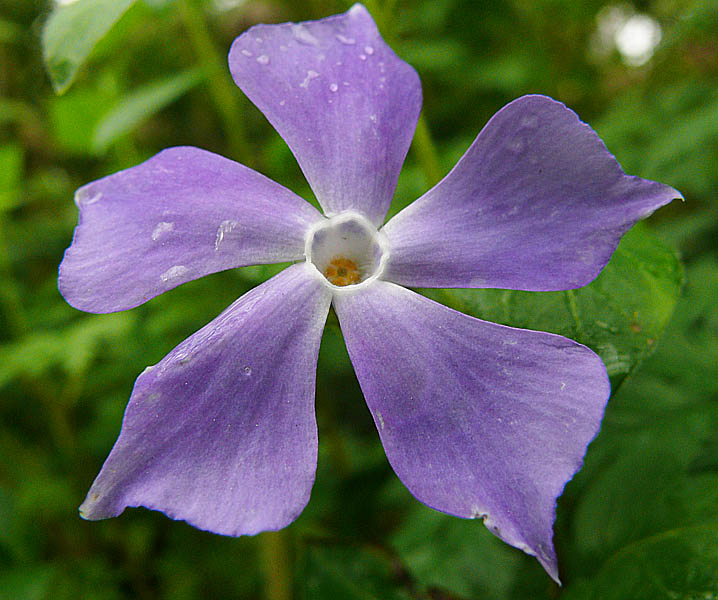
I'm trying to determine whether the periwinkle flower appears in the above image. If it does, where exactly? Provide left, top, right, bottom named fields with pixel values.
left=59, top=4, right=680, bottom=581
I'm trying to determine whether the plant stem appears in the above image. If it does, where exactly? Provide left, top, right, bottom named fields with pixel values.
left=259, top=530, right=293, bottom=600
left=177, top=0, right=251, bottom=165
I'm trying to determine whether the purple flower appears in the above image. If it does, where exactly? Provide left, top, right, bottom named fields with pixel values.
left=59, top=4, right=680, bottom=581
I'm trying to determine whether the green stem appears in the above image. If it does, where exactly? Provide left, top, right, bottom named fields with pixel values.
left=259, top=530, right=293, bottom=600
left=411, top=113, right=443, bottom=187
left=177, top=0, right=251, bottom=165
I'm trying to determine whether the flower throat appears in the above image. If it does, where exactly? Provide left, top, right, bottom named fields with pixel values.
left=324, top=257, right=361, bottom=286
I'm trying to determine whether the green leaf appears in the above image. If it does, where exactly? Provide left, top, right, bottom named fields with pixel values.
left=571, top=421, right=718, bottom=562
left=423, top=224, right=683, bottom=390
left=48, top=83, right=118, bottom=156
left=0, top=144, right=23, bottom=212
left=299, top=543, right=412, bottom=600
left=41, top=0, right=137, bottom=94
left=91, top=68, right=205, bottom=153
left=0, top=313, right=135, bottom=388
left=391, top=504, right=525, bottom=599
left=562, top=525, right=718, bottom=600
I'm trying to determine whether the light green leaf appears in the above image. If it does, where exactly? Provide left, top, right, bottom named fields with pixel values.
left=0, top=313, right=135, bottom=388
left=423, top=224, right=683, bottom=391
left=41, top=0, right=137, bottom=94
left=92, top=68, right=205, bottom=153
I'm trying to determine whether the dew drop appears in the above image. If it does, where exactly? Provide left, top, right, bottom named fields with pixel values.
left=256, top=54, right=270, bottom=65
left=329, top=82, right=338, bottom=92
left=506, top=137, right=524, bottom=154
left=299, top=69, right=319, bottom=88
left=521, top=114, right=538, bottom=128
left=240, top=49, right=253, bottom=57
left=364, top=45, right=374, bottom=55
left=160, top=265, right=188, bottom=283
left=151, top=221, right=174, bottom=241
left=215, top=220, right=239, bottom=251
left=279, top=45, right=287, bottom=52
left=255, top=37, right=263, bottom=43
left=359, top=53, right=367, bottom=60
left=242, top=365, right=252, bottom=377
left=279, top=99, right=286, bottom=106
left=292, top=24, right=319, bottom=46
left=78, top=190, right=102, bottom=205
left=335, top=34, right=356, bottom=45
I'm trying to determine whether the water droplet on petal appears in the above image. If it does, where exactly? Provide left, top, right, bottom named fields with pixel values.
left=255, top=37, right=263, bottom=43
left=299, top=69, right=319, bottom=88
left=329, top=82, right=338, bottom=92
left=359, top=53, right=367, bottom=60
left=521, top=114, right=538, bottom=128
left=151, top=221, right=174, bottom=241
left=160, top=265, right=189, bottom=283
left=364, top=45, right=374, bottom=55
left=215, top=220, right=239, bottom=251
left=279, top=45, right=288, bottom=52
left=279, top=99, right=286, bottom=106
left=292, top=23, right=319, bottom=46
left=240, top=49, right=253, bottom=57
left=256, top=54, right=270, bottom=65
left=77, top=190, right=102, bottom=205
left=242, top=365, right=252, bottom=377
left=335, top=34, right=356, bottom=45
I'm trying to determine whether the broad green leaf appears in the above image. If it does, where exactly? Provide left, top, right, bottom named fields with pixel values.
left=41, top=0, right=137, bottom=94
left=299, top=544, right=412, bottom=600
left=423, top=224, right=683, bottom=391
left=0, top=144, right=23, bottom=212
left=91, top=68, right=205, bottom=153
left=562, top=525, right=718, bottom=600
left=571, top=421, right=718, bottom=562
left=391, top=503, right=525, bottom=599
left=563, top=256, right=718, bottom=571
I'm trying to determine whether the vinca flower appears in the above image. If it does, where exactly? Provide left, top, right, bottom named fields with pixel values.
left=59, top=4, right=680, bottom=581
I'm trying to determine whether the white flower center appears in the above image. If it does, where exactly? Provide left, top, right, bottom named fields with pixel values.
left=305, top=211, right=388, bottom=291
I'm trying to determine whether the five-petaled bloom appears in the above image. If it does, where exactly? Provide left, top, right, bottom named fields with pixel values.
left=59, top=4, right=680, bottom=582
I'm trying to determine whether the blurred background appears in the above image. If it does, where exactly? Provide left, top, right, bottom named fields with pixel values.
left=0, top=0, right=716, bottom=598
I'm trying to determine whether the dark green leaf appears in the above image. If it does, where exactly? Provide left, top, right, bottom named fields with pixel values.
left=423, top=224, right=683, bottom=390
left=299, top=543, right=413, bottom=600
left=562, top=525, right=718, bottom=600
left=391, top=504, right=525, bottom=599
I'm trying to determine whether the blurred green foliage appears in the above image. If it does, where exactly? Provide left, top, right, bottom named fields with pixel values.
left=0, top=0, right=716, bottom=598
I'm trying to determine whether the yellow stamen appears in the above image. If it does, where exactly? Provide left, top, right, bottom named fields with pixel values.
left=324, top=257, right=361, bottom=286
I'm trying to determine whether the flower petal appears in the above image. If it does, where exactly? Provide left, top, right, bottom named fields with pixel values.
left=333, top=281, right=609, bottom=582
left=382, top=95, right=681, bottom=290
left=228, top=4, right=421, bottom=226
left=59, top=146, right=322, bottom=313
left=80, top=263, right=331, bottom=536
